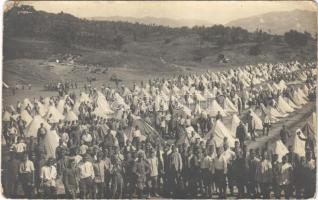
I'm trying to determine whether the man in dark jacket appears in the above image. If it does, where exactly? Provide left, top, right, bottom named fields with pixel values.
left=236, top=122, right=246, bottom=149
left=279, top=125, right=291, bottom=144
left=63, top=159, right=77, bottom=199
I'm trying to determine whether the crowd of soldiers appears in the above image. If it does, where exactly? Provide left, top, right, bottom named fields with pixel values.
left=2, top=61, right=316, bottom=199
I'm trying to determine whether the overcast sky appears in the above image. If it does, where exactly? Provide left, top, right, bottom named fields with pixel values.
left=22, top=1, right=316, bottom=24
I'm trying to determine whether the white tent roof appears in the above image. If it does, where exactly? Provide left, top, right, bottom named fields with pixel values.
left=21, top=110, right=33, bottom=126
left=205, top=120, right=236, bottom=148
left=46, top=105, right=65, bottom=123
left=207, top=100, right=227, bottom=117
left=224, top=97, right=238, bottom=113
left=26, top=115, right=51, bottom=137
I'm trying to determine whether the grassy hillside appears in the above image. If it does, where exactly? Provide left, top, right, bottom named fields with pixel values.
left=3, top=5, right=317, bottom=88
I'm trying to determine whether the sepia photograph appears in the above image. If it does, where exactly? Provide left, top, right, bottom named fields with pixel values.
left=1, top=1, right=317, bottom=199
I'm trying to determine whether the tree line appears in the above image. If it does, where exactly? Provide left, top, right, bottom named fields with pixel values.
left=4, top=5, right=315, bottom=51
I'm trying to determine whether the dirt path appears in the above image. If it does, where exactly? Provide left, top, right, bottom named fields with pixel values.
left=246, top=101, right=315, bottom=150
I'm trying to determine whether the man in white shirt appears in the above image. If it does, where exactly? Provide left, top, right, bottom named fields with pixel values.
left=40, top=157, right=57, bottom=198
left=222, top=141, right=236, bottom=196
left=81, top=130, right=92, bottom=146
left=19, top=154, right=35, bottom=198
left=77, top=154, right=95, bottom=198
left=12, top=136, right=26, bottom=157
left=147, top=149, right=159, bottom=198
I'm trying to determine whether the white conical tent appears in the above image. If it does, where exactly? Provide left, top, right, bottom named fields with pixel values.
left=79, top=92, right=92, bottom=103
left=250, top=110, right=263, bottom=130
left=26, top=115, right=51, bottom=137
left=176, top=105, right=192, bottom=117
left=230, top=114, right=241, bottom=137
left=267, top=106, right=288, bottom=119
left=292, top=92, right=307, bottom=105
left=21, top=110, right=33, bottom=126
left=205, top=120, right=236, bottom=148
left=43, top=130, right=60, bottom=159
left=293, top=129, right=306, bottom=157
left=297, top=88, right=308, bottom=101
left=21, top=98, right=34, bottom=110
left=3, top=111, right=11, bottom=122
left=285, top=97, right=301, bottom=109
left=43, top=97, right=51, bottom=110
left=207, top=100, right=227, bottom=117
left=277, top=96, right=294, bottom=113
left=302, top=85, right=309, bottom=96
left=35, top=100, right=48, bottom=117
left=224, top=97, right=238, bottom=113
left=93, top=91, right=114, bottom=118
left=269, top=140, right=289, bottom=162
left=194, top=91, right=206, bottom=102
left=46, top=105, right=65, bottom=123
left=65, top=110, right=78, bottom=122
left=113, top=93, right=130, bottom=110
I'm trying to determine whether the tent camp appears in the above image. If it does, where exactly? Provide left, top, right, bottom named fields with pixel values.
left=26, top=115, right=51, bottom=137
left=21, top=98, right=34, bottom=110
left=292, top=92, right=307, bottom=106
left=207, top=100, right=227, bottom=117
left=21, top=110, right=33, bottom=126
left=269, top=140, right=289, bottom=162
left=46, top=105, right=65, bottom=123
left=205, top=120, right=236, bottom=148
left=126, top=116, right=164, bottom=144
left=3, top=111, right=11, bottom=122
left=224, top=97, right=238, bottom=113
left=35, top=100, right=48, bottom=117
left=285, top=97, right=301, bottom=109
left=277, top=96, right=294, bottom=113
left=302, top=122, right=316, bottom=142
left=43, top=130, right=60, bottom=159
left=93, top=91, right=114, bottom=118
left=266, top=106, right=288, bottom=120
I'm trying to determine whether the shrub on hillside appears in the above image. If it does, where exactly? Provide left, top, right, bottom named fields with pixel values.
left=284, top=30, right=309, bottom=48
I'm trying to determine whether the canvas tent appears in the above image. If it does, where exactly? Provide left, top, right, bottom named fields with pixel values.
left=43, top=130, right=60, bottom=159
left=277, top=96, right=294, bottom=113
left=21, top=110, right=33, bottom=126
left=126, top=116, right=164, bottom=144
left=302, top=122, right=316, bottom=142
left=3, top=111, right=11, bottom=122
left=205, top=120, right=236, bottom=148
left=93, top=91, right=114, bottom=118
left=46, top=105, right=65, bottom=123
left=269, top=140, right=289, bottom=162
left=26, top=115, right=51, bottom=137
left=207, top=100, right=227, bottom=117
left=224, top=97, right=238, bottom=113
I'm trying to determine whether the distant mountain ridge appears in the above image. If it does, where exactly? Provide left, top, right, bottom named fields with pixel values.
left=227, top=9, right=317, bottom=36
left=91, top=16, right=214, bottom=27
